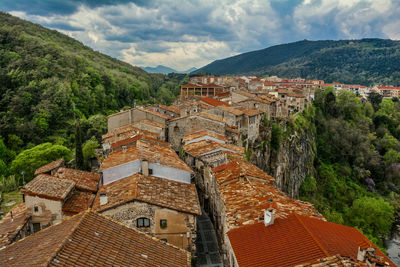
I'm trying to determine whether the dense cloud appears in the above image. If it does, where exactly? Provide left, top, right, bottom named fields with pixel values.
left=2, top=0, right=400, bottom=70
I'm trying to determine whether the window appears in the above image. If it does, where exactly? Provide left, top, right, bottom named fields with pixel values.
left=148, top=168, right=153, bottom=175
left=160, top=219, right=167, bottom=229
left=137, top=217, right=150, bottom=228
left=32, top=223, right=41, bottom=233
left=161, top=238, right=167, bottom=242
left=34, top=205, right=39, bottom=213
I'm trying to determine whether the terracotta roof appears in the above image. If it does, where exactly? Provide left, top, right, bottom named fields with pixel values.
left=100, top=141, right=193, bottom=173
left=237, top=108, right=263, bottom=117
left=110, top=133, right=170, bottom=150
left=0, top=204, right=30, bottom=248
left=62, top=191, right=96, bottom=216
left=215, top=105, right=244, bottom=116
left=377, top=86, right=400, bottom=90
left=102, top=125, right=139, bottom=141
left=200, top=97, right=230, bottom=107
left=21, top=174, right=75, bottom=201
left=158, top=104, right=181, bottom=115
left=183, top=140, right=244, bottom=158
left=93, top=174, right=201, bottom=215
left=183, top=130, right=227, bottom=144
left=227, top=213, right=395, bottom=267
left=34, top=159, right=64, bottom=175
left=55, top=168, right=100, bottom=193
left=212, top=160, right=273, bottom=184
left=296, top=254, right=363, bottom=266
left=0, top=211, right=190, bottom=266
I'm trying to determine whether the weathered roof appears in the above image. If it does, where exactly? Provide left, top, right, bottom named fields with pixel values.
left=0, top=211, right=190, bottom=266
left=34, top=159, right=64, bottom=175
left=100, top=141, right=193, bottom=173
left=215, top=105, right=244, bottom=116
left=237, top=108, right=263, bottom=117
left=183, top=130, right=227, bottom=144
left=0, top=203, right=30, bottom=248
left=227, top=213, right=395, bottom=267
left=93, top=174, right=201, bottom=215
left=21, top=174, right=75, bottom=201
left=133, top=119, right=166, bottom=129
left=55, top=168, right=100, bottom=193
left=233, top=90, right=256, bottom=98
left=138, top=106, right=174, bottom=120
left=200, top=97, right=230, bottom=107
left=212, top=160, right=273, bottom=184
left=158, top=104, right=181, bottom=115
left=183, top=140, right=244, bottom=158
left=197, top=112, right=227, bottom=124
left=62, top=191, right=96, bottom=216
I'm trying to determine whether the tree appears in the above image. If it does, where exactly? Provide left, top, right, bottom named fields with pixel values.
left=75, top=122, right=84, bottom=170
left=270, top=123, right=282, bottom=151
left=368, top=92, right=383, bottom=111
left=9, top=142, right=71, bottom=182
left=82, top=136, right=99, bottom=169
left=346, top=197, right=394, bottom=238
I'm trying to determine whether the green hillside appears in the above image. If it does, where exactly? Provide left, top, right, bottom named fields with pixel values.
left=196, top=39, right=400, bottom=86
left=0, top=12, right=184, bottom=186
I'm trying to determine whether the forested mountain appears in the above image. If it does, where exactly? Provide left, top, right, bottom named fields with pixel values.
left=0, top=12, right=186, bottom=185
left=196, top=39, right=400, bottom=86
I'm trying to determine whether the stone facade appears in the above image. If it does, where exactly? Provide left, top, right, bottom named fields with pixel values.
left=168, top=115, right=226, bottom=150
left=24, top=195, right=64, bottom=231
left=100, top=200, right=197, bottom=252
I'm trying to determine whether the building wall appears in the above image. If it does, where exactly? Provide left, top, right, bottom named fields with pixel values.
left=101, top=201, right=197, bottom=252
left=247, top=114, right=262, bottom=142
left=102, top=160, right=141, bottom=184
left=168, top=116, right=225, bottom=150
left=102, top=160, right=191, bottom=184
left=25, top=195, right=63, bottom=229
left=205, top=109, right=238, bottom=127
left=132, top=122, right=165, bottom=140
left=107, top=110, right=131, bottom=133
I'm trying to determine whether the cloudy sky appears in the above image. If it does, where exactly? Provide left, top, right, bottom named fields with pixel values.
left=1, top=0, right=400, bottom=71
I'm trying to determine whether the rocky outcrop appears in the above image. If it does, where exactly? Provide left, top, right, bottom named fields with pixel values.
left=250, top=121, right=316, bottom=198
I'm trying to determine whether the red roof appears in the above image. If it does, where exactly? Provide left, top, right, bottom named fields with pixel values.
left=377, top=86, right=400, bottom=90
left=200, top=97, right=230, bottom=107
left=227, top=213, right=395, bottom=267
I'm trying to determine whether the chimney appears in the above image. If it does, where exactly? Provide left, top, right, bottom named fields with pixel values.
left=264, top=208, right=275, bottom=226
left=141, top=160, right=149, bottom=176
left=122, top=146, right=127, bottom=153
left=100, top=192, right=108, bottom=205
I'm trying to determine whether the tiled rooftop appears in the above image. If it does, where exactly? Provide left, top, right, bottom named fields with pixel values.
left=34, top=159, right=64, bottom=175
left=212, top=160, right=274, bottom=184
left=21, top=174, right=75, bottom=201
left=55, top=168, right=100, bottom=193
left=133, top=119, right=166, bottom=129
left=62, top=191, right=96, bottom=216
left=183, top=140, right=244, bottom=158
left=227, top=213, right=395, bottom=267
left=237, top=107, right=263, bottom=117
left=215, top=105, right=244, bottom=116
left=138, top=106, right=174, bottom=120
left=233, top=90, right=256, bottom=98
left=200, top=97, right=230, bottom=107
left=100, top=141, right=193, bottom=173
left=0, top=203, right=30, bottom=248
left=158, top=104, right=182, bottom=115
left=183, top=130, right=227, bottom=144
left=93, top=174, right=201, bottom=215
left=0, top=211, right=190, bottom=266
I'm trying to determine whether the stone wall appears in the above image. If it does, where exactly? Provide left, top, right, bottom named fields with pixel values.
left=25, top=195, right=63, bottom=229
left=101, top=200, right=197, bottom=252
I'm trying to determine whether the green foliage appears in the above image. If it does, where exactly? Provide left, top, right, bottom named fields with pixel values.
left=197, top=38, right=400, bottom=86
left=299, top=176, right=317, bottom=196
left=75, top=123, right=84, bottom=170
left=270, top=123, right=282, bottom=151
left=82, top=136, right=99, bottom=169
left=0, top=12, right=182, bottom=173
left=346, top=197, right=394, bottom=238
left=9, top=142, right=71, bottom=182
left=383, top=149, right=400, bottom=165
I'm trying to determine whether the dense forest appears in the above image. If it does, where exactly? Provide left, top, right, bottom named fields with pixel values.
left=0, top=12, right=186, bottom=190
left=196, top=39, right=400, bottom=86
left=294, top=88, right=400, bottom=250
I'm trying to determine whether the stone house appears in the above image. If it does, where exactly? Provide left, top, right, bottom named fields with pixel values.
left=182, top=130, right=227, bottom=146
left=21, top=174, right=75, bottom=232
left=168, top=112, right=226, bottom=150
left=205, top=106, right=244, bottom=129
left=132, top=119, right=166, bottom=140
left=230, top=90, right=256, bottom=104
left=92, top=173, right=201, bottom=252
left=100, top=140, right=194, bottom=185
left=0, top=203, right=31, bottom=248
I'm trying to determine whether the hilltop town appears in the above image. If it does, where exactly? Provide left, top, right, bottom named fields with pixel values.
left=0, top=75, right=397, bottom=266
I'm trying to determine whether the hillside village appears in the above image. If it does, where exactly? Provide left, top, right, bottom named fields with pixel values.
left=0, top=75, right=398, bottom=266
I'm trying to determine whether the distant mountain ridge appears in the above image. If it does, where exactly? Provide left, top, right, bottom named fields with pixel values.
left=195, top=39, right=400, bottom=86
left=143, top=65, right=197, bottom=74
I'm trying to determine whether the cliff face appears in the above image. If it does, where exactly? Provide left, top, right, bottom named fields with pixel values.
left=250, top=118, right=316, bottom=198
